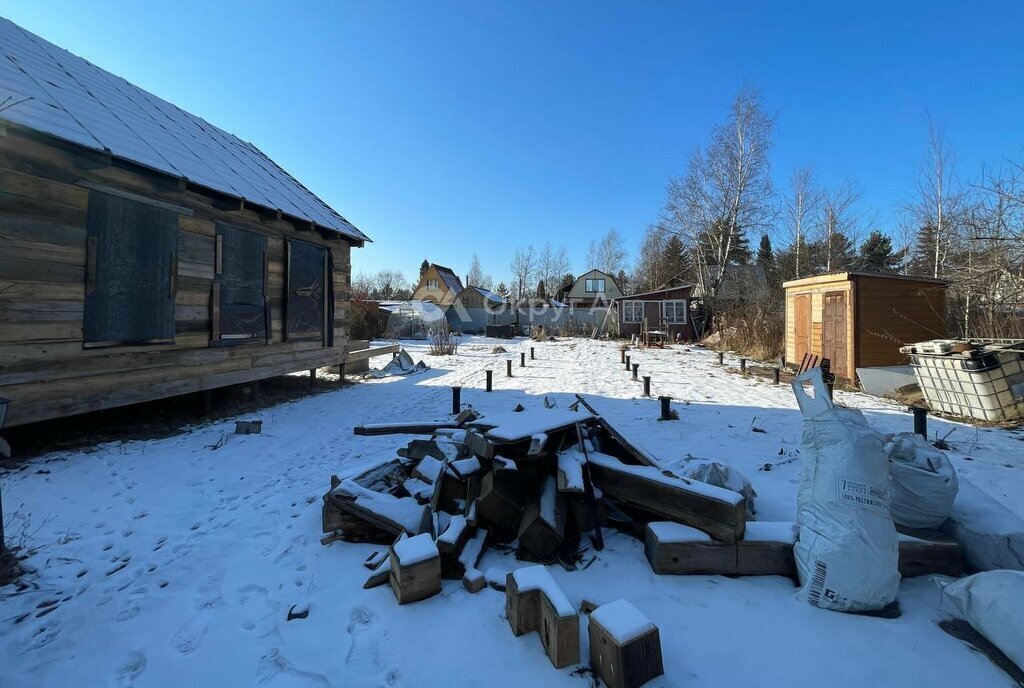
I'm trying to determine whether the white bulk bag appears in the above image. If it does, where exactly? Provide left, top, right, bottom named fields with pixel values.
left=885, top=433, right=959, bottom=529
left=791, top=369, right=900, bottom=612
left=940, top=570, right=1024, bottom=671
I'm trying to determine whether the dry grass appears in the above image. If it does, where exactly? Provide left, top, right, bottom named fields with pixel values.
left=704, top=301, right=785, bottom=362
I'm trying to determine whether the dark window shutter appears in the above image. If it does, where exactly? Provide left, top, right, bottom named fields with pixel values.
left=285, top=240, right=326, bottom=342
left=216, top=224, right=267, bottom=342
left=83, top=191, right=178, bottom=345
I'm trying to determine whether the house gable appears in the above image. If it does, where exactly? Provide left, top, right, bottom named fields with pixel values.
left=566, top=269, right=623, bottom=303
left=412, top=263, right=465, bottom=305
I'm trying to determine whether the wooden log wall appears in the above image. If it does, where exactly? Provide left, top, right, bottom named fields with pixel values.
left=0, top=128, right=356, bottom=427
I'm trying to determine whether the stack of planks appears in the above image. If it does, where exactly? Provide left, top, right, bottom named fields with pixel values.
left=324, top=401, right=750, bottom=600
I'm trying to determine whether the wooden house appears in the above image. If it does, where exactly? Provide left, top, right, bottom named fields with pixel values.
left=565, top=269, right=623, bottom=307
left=618, top=285, right=695, bottom=341
left=0, top=18, right=369, bottom=427
left=411, top=263, right=464, bottom=306
left=446, top=286, right=509, bottom=333
left=783, top=272, right=948, bottom=381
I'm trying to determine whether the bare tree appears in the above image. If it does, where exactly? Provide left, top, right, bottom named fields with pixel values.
left=586, top=228, right=628, bottom=276
left=783, top=165, right=820, bottom=279
left=662, top=86, right=775, bottom=298
left=909, top=113, right=963, bottom=278
left=510, top=245, right=537, bottom=303
left=466, top=254, right=493, bottom=289
left=536, top=242, right=571, bottom=294
left=817, top=180, right=863, bottom=271
left=373, top=270, right=410, bottom=299
left=631, top=225, right=670, bottom=293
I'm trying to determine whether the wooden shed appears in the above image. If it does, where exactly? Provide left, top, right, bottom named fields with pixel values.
left=783, top=272, right=948, bottom=381
left=618, top=285, right=696, bottom=341
left=0, top=19, right=370, bottom=427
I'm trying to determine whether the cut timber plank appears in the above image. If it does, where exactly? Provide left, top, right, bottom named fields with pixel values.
left=505, top=566, right=580, bottom=668
left=330, top=480, right=432, bottom=537
left=354, top=422, right=458, bottom=436
left=476, top=468, right=525, bottom=534
left=898, top=534, right=964, bottom=578
left=574, top=394, right=657, bottom=467
left=589, top=600, right=664, bottom=688
left=389, top=533, right=442, bottom=604
left=589, top=452, right=746, bottom=543
left=644, top=522, right=737, bottom=575
left=345, top=343, right=399, bottom=363
left=517, top=476, right=566, bottom=559
left=460, top=528, right=488, bottom=593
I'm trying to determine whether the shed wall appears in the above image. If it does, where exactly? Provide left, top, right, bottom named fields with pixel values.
left=0, top=130, right=354, bottom=426
left=854, top=276, right=947, bottom=368
left=784, top=279, right=854, bottom=378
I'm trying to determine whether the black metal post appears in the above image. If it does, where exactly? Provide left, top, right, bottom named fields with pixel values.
left=717, top=351, right=724, bottom=365
left=659, top=396, right=672, bottom=420
left=739, top=358, right=747, bottom=374
left=772, top=367, right=780, bottom=385
left=520, top=352, right=526, bottom=367
left=485, top=370, right=492, bottom=392
left=632, top=363, right=639, bottom=380
left=620, top=348, right=627, bottom=364
left=642, top=376, right=651, bottom=397
left=506, top=359, right=513, bottom=377
left=625, top=355, right=631, bottom=371
left=911, top=406, right=928, bottom=437
left=530, top=347, right=535, bottom=360
left=452, top=386, right=461, bottom=415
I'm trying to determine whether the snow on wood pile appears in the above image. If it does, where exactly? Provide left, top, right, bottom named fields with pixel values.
left=590, top=599, right=656, bottom=643
left=511, top=565, right=574, bottom=617
left=393, top=533, right=438, bottom=566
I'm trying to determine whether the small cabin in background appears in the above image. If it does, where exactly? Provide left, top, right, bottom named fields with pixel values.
left=617, top=285, right=695, bottom=341
left=565, top=269, right=623, bottom=307
left=783, top=271, right=947, bottom=380
left=0, top=18, right=369, bottom=427
left=411, top=263, right=465, bottom=306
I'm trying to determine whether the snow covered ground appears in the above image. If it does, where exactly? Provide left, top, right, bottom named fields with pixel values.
left=2, top=336, right=1022, bottom=687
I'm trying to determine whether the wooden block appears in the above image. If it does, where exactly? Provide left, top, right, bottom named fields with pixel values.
left=389, top=533, right=442, bottom=604
left=644, top=522, right=737, bottom=575
left=476, top=468, right=525, bottom=533
left=517, top=476, right=566, bottom=559
left=459, top=528, right=488, bottom=594
left=736, top=522, right=798, bottom=577
left=589, top=600, right=664, bottom=688
left=465, top=429, right=497, bottom=460
left=899, top=536, right=964, bottom=578
left=505, top=566, right=580, bottom=668
left=589, top=451, right=746, bottom=543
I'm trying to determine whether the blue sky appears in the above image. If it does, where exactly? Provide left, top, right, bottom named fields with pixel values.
left=3, top=1, right=1023, bottom=286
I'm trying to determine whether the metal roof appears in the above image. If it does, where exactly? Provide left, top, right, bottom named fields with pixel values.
left=0, top=18, right=368, bottom=243
left=431, top=264, right=465, bottom=295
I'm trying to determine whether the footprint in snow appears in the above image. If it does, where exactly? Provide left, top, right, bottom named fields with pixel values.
left=114, top=650, right=147, bottom=685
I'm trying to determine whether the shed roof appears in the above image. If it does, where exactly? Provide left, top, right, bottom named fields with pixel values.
left=782, top=271, right=949, bottom=289
left=430, top=264, right=465, bottom=295
left=0, top=18, right=368, bottom=243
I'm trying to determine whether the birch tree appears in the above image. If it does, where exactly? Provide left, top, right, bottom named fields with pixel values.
left=586, top=229, right=628, bottom=276
left=662, top=86, right=775, bottom=298
left=909, top=114, right=963, bottom=278
left=783, top=166, right=820, bottom=279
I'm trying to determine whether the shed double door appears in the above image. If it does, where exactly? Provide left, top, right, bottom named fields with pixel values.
left=822, top=292, right=848, bottom=378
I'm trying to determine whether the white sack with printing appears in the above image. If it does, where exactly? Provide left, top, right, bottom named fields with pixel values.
left=791, top=369, right=900, bottom=612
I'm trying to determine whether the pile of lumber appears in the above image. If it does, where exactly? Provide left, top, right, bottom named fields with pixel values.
left=323, top=400, right=750, bottom=602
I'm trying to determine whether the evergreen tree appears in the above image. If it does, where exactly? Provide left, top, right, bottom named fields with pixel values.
left=419, top=259, right=430, bottom=281
left=495, top=281, right=509, bottom=298
left=536, top=279, right=547, bottom=299
left=825, top=232, right=856, bottom=271
left=908, top=224, right=941, bottom=277
left=699, top=219, right=752, bottom=266
left=615, top=269, right=630, bottom=295
left=661, top=235, right=690, bottom=285
left=857, top=231, right=903, bottom=273
left=756, top=233, right=778, bottom=287
left=557, top=273, right=575, bottom=299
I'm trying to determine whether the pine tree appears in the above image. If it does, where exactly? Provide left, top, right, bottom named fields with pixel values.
left=756, top=233, right=777, bottom=286
left=557, top=273, right=575, bottom=299
left=419, top=259, right=430, bottom=281
left=536, top=280, right=547, bottom=299
left=909, top=224, right=941, bottom=276
left=661, top=235, right=690, bottom=286
left=826, top=232, right=856, bottom=271
left=857, top=231, right=902, bottom=273
left=495, top=281, right=509, bottom=298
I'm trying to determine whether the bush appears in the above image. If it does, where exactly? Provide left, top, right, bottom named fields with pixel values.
left=428, top=322, right=459, bottom=356
left=704, top=299, right=784, bottom=361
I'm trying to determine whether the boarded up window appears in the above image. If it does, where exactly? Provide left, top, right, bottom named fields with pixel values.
left=84, top=191, right=178, bottom=345
left=286, top=240, right=328, bottom=342
left=215, top=224, right=267, bottom=343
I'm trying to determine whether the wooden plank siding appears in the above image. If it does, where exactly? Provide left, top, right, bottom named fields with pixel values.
left=783, top=272, right=947, bottom=382
left=0, top=128, right=356, bottom=427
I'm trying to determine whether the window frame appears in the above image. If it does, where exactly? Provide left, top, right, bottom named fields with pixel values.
left=427, top=278, right=439, bottom=290
left=664, top=299, right=688, bottom=324
left=585, top=278, right=606, bottom=293
left=285, top=239, right=331, bottom=345
left=82, top=189, right=181, bottom=348
left=622, top=300, right=643, bottom=324
left=213, top=223, right=269, bottom=347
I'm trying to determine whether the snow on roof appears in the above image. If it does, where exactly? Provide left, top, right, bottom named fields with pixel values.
left=0, top=18, right=368, bottom=243
left=591, top=600, right=655, bottom=643
left=428, top=264, right=464, bottom=294
left=470, top=286, right=506, bottom=304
